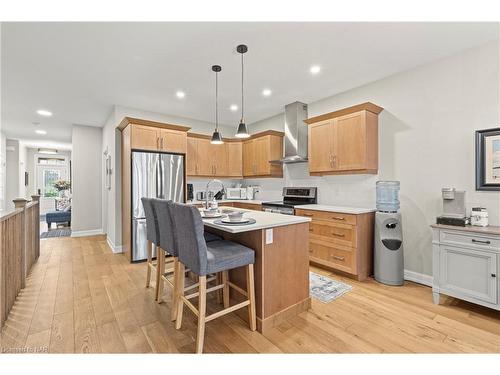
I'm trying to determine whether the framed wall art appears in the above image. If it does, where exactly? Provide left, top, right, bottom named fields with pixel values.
left=476, top=127, right=500, bottom=191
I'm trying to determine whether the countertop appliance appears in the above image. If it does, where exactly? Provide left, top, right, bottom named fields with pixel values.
left=132, top=151, right=184, bottom=262
left=246, top=186, right=260, bottom=200
left=226, top=188, right=247, bottom=200
left=436, top=188, right=468, bottom=226
left=262, top=187, right=317, bottom=215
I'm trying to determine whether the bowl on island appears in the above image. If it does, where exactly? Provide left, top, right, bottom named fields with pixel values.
left=202, top=209, right=219, bottom=217
left=226, top=211, right=244, bottom=222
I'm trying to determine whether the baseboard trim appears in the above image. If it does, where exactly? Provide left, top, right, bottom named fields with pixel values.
left=71, top=229, right=104, bottom=238
left=106, top=236, right=123, bottom=254
left=404, top=269, right=433, bottom=287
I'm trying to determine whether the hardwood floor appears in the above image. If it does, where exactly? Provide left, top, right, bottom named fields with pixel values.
left=1, top=235, right=500, bottom=353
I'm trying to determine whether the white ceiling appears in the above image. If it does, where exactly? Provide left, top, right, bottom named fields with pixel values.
left=2, top=22, right=498, bottom=144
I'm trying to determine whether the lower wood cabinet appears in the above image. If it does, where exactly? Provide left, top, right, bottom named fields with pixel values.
left=295, top=208, right=374, bottom=281
left=232, top=202, right=262, bottom=211
left=432, top=225, right=500, bottom=310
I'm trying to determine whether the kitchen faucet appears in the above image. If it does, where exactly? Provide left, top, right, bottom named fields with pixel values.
left=205, top=179, right=225, bottom=209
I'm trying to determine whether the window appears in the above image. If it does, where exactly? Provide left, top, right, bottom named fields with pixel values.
left=43, top=169, right=61, bottom=197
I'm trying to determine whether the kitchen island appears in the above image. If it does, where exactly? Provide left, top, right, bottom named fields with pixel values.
left=201, top=207, right=311, bottom=334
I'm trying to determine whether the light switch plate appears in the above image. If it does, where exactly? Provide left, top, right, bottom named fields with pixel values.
left=265, top=229, right=273, bottom=244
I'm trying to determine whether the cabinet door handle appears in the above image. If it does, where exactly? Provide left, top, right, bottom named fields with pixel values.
left=309, top=228, right=314, bottom=232
left=303, top=213, right=313, bottom=217
left=332, top=255, right=345, bottom=261
left=332, top=233, right=345, bottom=238
left=471, top=239, right=491, bottom=245
left=332, top=155, right=337, bottom=166
left=156, top=137, right=160, bottom=149
left=331, top=216, right=345, bottom=221
left=492, top=274, right=497, bottom=278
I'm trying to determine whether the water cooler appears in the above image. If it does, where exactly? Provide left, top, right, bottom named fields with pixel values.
left=374, top=181, right=404, bottom=286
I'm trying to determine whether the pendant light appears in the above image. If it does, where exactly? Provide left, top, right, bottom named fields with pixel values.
left=235, top=44, right=250, bottom=138
left=210, top=65, right=224, bottom=144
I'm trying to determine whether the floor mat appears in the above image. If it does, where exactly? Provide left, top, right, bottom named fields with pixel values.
left=40, top=228, right=72, bottom=238
left=309, top=271, right=352, bottom=303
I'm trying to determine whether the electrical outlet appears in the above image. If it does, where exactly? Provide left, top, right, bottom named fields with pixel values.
left=265, top=228, right=273, bottom=244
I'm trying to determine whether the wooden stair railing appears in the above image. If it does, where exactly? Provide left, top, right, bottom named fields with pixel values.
left=0, top=195, right=41, bottom=327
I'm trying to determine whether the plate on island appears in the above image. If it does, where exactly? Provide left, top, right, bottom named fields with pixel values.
left=200, top=212, right=225, bottom=219
left=214, top=218, right=257, bottom=226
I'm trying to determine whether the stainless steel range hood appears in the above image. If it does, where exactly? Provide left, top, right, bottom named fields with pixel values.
left=270, top=101, right=308, bottom=164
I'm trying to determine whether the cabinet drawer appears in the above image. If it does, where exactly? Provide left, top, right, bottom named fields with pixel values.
left=309, top=221, right=355, bottom=247
left=440, top=230, right=500, bottom=251
left=296, top=209, right=357, bottom=225
left=309, top=240, right=356, bottom=274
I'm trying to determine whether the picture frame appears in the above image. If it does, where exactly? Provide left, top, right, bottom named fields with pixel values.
left=475, top=127, right=500, bottom=191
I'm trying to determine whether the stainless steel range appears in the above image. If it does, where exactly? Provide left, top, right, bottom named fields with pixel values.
left=262, top=187, right=317, bottom=215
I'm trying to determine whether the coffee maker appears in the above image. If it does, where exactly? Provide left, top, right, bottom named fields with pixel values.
left=436, top=188, right=468, bottom=226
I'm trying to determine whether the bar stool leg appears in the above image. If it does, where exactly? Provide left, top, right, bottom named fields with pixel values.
left=221, top=270, right=230, bottom=308
left=175, top=262, right=186, bottom=330
left=170, top=257, right=179, bottom=321
left=155, top=247, right=165, bottom=302
left=246, top=264, right=257, bottom=331
left=195, top=275, right=207, bottom=354
left=146, top=240, right=153, bottom=288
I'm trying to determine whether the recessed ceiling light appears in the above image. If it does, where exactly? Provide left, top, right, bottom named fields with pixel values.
left=230, top=104, right=238, bottom=112
left=36, top=109, right=52, bottom=117
left=35, top=129, right=47, bottom=135
left=176, top=91, right=186, bottom=99
left=310, top=65, right=321, bottom=75
left=262, top=89, right=272, bottom=97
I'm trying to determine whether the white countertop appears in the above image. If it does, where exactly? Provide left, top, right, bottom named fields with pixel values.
left=296, top=204, right=376, bottom=214
left=200, top=207, right=311, bottom=233
left=187, top=199, right=264, bottom=205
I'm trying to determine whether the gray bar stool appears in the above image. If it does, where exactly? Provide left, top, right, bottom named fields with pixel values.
left=169, top=203, right=256, bottom=354
left=152, top=199, right=221, bottom=320
left=141, top=197, right=174, bottom=293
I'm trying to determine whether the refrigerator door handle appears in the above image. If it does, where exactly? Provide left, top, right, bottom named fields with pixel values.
left=159, top=157, right=164, bottom=198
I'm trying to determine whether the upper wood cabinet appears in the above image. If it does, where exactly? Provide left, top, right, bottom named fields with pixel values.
left=306, top=103, right=382, bottom=175
left=120, top=118, right=190, bottom=154
left=226, top=142, right=243, bottom=177
left=187, top=131, right=283, bottom=179
left=242, top=132, right=284, bottom=178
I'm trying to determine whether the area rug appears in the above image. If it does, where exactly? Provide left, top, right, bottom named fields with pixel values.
left=40, top=228, right=72, bottom=239
left=309, top=272, right=352, bottom=303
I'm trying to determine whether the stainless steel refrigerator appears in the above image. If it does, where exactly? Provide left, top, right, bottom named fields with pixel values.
left=131, top=151, right=184, bottom=262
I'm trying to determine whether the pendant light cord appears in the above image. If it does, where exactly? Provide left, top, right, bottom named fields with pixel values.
left=241, top=53, right=244, bottom=122
left=215, top=70, right=219, bottom=131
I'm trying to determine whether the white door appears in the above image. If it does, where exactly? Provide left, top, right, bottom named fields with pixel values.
left=439, top=245, right=497, bottom=304
left=37, top=165, right=68, bottom=215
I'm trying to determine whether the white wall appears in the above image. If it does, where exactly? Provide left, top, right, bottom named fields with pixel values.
left=246, top=41, right=500, bottom=276
left=72, top=125, right=103, bottom=235
left=0, top=133, right=6, bottom=212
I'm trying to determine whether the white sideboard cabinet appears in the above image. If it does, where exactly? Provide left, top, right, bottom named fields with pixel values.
left=431, top=224, right=500, bottom=311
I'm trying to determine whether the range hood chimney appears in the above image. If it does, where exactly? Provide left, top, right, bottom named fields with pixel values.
left=270, top=101, right=308, bottom=164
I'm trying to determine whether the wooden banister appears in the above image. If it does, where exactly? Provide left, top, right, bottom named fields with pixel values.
left=0, top=196, right=41, bottom=327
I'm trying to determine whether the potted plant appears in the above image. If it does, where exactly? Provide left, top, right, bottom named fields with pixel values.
left=53, top=180, right=71, bottom=198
